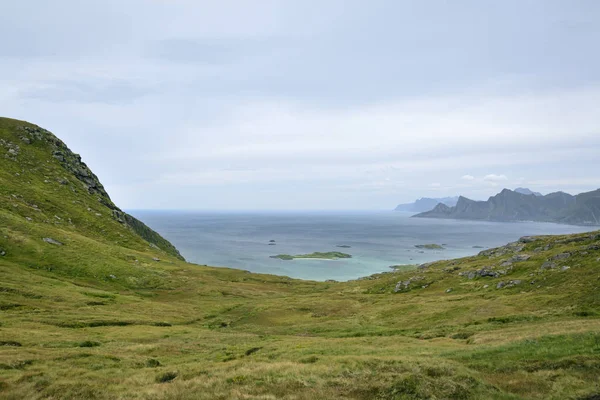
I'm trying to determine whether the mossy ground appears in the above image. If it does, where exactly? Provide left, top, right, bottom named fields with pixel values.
left=1, top=117, right=599, bottom=399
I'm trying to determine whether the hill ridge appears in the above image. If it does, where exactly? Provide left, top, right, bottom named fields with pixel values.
left=0, top=117, right=183, bottom=260
left=414, top=187, right=600, bottom=225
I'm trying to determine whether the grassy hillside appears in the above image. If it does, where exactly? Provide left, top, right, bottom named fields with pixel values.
left=1, top=118, right=599, bottom=399
left=0, top=117, right=183, bottom=261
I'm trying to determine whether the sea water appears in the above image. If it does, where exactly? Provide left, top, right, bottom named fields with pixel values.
left=129, top=210, right=594, bottom=281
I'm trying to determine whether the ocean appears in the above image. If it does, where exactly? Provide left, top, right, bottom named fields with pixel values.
left=128, top=210, right=594, bottom=281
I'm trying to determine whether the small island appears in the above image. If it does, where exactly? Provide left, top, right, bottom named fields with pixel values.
left=336, top=245, right=352, bottom=248
left=270, top=251, right=352, bottom=261
left=415, top=244, right=445, bottom=250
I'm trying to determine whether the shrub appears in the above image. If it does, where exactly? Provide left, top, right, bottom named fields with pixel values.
left=0, top=304, right=22, bottom=311
left=146, top=359, right=161, bottom=368
left=574, top=310, right=597, bottom=317
left=226, top=375, right=248, bottom=384
left=0, top=341, right=22, bottom=347
left=245, top=347, right=261, bottom=356
left=451, top=332, right=474, bottom=340
left=86, top=301, right=106, bottom=306
left=299, top=356, right=319, bottom=364
left=155, top=371, right=177, bottom=383
left=78, top=341, right=100, bottom=348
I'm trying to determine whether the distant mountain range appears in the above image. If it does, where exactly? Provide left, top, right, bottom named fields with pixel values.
left=394, top=196, right=459, bottom=212
left=514, top=187, right=543, bottom=196
left=413, top=188, right=600, bottom=226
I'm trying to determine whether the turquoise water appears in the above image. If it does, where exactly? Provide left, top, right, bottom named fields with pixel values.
left=129, top=211, right=594, bottom=281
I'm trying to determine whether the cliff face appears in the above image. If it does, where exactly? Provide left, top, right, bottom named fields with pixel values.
left=413, top=188, right=600, bottom=226
left=0, top=117, right=184, bottom=260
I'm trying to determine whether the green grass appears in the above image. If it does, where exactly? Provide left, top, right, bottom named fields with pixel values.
left=415, top=243, right=445, bottom=249
left=1, top=117, right=600, bottom=399
left=270, top=251, right=353, bottom=260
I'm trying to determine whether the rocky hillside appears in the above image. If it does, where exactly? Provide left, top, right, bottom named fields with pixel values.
left=414, top=188, right=600, bottom=225
left=0, top=117, right=183, bottom=260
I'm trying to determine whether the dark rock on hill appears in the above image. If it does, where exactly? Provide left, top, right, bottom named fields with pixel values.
left=413, top=188, right=600, bottom=226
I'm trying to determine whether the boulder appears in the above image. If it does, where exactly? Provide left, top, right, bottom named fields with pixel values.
left=464, top=266, right=502, bottom=279
left=541, top=261, right=556, bottom=270
left=551, top=253, right=570, bottom=260
left=511, top=254, right=531, bottom=262
left=43, top=237, right=63, bottom=246
left=561, top=266, right=571, bottom=271
left=497, top=280, right=521, bottom=289
left=480, top=268, right=500, bottom=278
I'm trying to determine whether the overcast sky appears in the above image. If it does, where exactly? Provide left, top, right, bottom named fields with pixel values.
left=1, top=1, right=599, bottom=210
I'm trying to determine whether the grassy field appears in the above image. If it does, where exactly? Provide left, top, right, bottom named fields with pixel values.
left=1, top=117, right=599, bottom=399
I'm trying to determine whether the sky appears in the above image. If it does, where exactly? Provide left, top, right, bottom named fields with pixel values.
left=1, top=0, right=599, bottom=210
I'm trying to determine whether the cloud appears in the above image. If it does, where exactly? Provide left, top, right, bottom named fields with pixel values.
left=0, top=1, right=599, bottom=209
left=483, top=174, right=509, bottom=182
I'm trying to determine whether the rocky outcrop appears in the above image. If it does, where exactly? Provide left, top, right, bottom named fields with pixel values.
left=496, top=280, right=522, bottom=289
left=413, top=188, right=600, bottom=226
left=394, top=276, right=426, bottom=292
left=459, top=266, right=507, bottom=279
left=479, top=241, right=525, bottom=258
left=43, top=237, right=64, bottom=246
